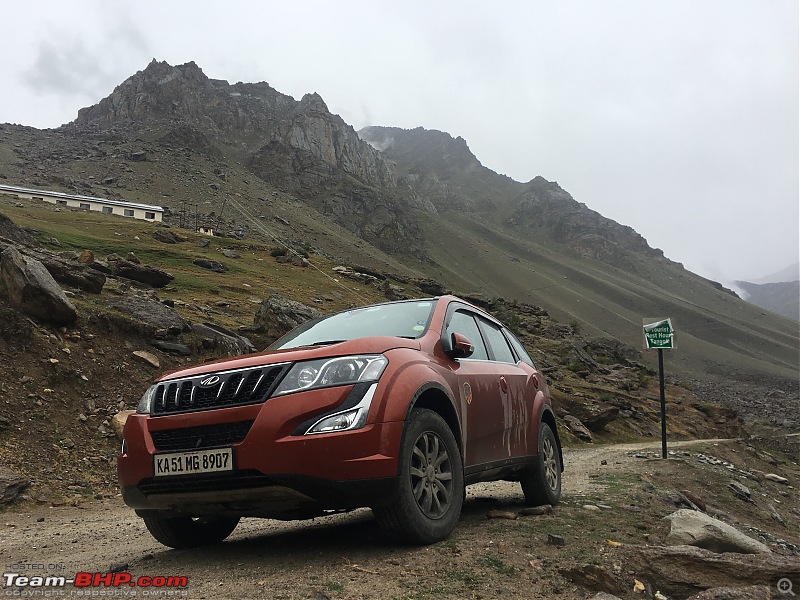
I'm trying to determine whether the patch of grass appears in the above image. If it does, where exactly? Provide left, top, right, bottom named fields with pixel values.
left=445, top=568, right=481, bottom=586
left=481, top=553, right=517, bottom=576
left=324, top=581, right=344, bottom=593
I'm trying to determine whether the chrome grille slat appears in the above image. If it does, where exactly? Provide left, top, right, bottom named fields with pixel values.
left=151, top=364, right=288, bottom=416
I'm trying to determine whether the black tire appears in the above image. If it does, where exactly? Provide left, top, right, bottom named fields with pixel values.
left=142, top=515, right=240, bottom=549
left=520, top=422, right=562, bottom=506
left=374, top=408, right=464, bottom=544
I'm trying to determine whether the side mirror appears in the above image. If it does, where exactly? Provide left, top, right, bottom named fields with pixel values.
left=443, top=332, right=474, bottom=359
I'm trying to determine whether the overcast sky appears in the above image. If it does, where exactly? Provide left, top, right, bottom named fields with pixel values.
left=2, top=0, right=797, bottom=283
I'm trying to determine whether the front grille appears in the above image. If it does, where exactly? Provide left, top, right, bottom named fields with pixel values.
left=138, top=470, right=273, bottom=496
left=151, top=363, right=289, bottom=415
left=150, top=421, right=254, bottom=452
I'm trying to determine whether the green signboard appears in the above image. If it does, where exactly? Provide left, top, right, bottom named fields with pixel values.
left=643, top=318, right=674, bottom=350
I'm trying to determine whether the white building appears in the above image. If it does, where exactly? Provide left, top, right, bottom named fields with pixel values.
left=0, top=184, right=164, bottom=222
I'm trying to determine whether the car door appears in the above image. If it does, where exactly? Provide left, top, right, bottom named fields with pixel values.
left=441, top=307, right=506, bottom=470
left=476, top=318, right=532, bottom=460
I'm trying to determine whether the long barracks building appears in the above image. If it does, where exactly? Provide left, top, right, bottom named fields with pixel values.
left=0, top=183, right=164, bottom=222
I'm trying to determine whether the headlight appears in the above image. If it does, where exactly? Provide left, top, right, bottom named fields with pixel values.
left=273, top=355, right=388, bottom=396
left=137, top=385, right=157, bottom=414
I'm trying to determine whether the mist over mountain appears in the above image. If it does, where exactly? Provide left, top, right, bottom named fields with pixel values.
left=1, top=59, right=797, bottom=381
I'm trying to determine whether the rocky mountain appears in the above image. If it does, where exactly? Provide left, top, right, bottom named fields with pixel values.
left=736, top=280, right=800, bottom=321
left=0, top=59, right=797, bottom=383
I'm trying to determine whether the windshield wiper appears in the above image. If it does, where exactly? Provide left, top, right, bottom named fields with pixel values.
left=309, top=340, right=347, bottom=346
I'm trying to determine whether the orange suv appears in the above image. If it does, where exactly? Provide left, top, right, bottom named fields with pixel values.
left=118, top=295, right=562, bottom=547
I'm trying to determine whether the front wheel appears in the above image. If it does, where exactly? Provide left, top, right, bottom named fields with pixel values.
left=520, top=422, right=562, bottom=506
left=142, top=515, right=240, bottom=549
left=374, top=408, right=464, bottom=544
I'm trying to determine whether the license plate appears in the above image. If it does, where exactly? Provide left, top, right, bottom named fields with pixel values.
left=154, top=448, right=233, bottom=477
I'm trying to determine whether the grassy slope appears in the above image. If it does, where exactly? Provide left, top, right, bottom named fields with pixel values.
left=418, top=209, right=799, bottom=380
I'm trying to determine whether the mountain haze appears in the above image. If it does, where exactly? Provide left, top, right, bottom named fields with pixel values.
left=1, top=59, right=797, bottom=382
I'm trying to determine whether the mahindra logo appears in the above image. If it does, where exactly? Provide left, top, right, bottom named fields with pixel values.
left=199, top=375, right=220, bottom=387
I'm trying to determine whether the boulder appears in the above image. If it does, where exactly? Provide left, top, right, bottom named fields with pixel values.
left=153, top=230, right=185, bottom=244
left=254, top=292, right=320, bottom=339
left=663, top=509, right=770, bottom=554
left=29, top=250, right=106, bottom=294
left=106, top=295, right=191, bottom=335
left=151, top=340, right=192, bottom=355
left=688, top=586, right=772, bottom=600
left=563, top=415, right=593, bottom=442
left=193, top=259, right=227, bottom=273
left=1, top=245, right=77, bottom=325
left=133, top=350, right=160, bottom=368
left=622, top=545, right=799, bottom=599
left=192, top=322, right=256, bottom=356
left=0, top=467, right=30, bottom=504
left=112, top=410, right=135, bottom=439
left=108, top=258, right=174, bottom=288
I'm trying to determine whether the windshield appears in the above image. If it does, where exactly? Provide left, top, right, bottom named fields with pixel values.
left=270, top=300, right=436, bottom=350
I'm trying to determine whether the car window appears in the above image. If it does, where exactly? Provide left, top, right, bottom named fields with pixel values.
left=479, top=319, right=516, bottom=363
left=505, top=330, right=535, bottom=368
left=270, top=300, right=436, bottom=349
left=446, top=310, right=488, bottom=360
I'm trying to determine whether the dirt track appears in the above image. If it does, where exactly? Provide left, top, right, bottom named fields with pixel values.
left=0, top=438, right=741, bottom=600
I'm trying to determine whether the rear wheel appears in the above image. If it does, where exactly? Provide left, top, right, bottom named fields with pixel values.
left=142, top=515, right=240, bottom=549
left=374, top=409, right=464, bottom=544
left=520, top=422, right=562, bottom=506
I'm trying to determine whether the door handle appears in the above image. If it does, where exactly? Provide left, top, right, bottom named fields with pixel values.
left=499, top=376, right=508, bottom=393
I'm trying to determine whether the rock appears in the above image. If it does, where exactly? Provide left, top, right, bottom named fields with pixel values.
left=110, top=259, right=174, bottom=288
left=109, top=563, right=128, bottom=573
left=151, top=340, right=192, bottom=355
left=106, top=295, right=191, bottom=335
left=588, top=594, right=624, bottom=600
left=727, top=481, right=753, bottom=503
left=687, top=586, right=772, bottom=599
left=560, top=564, right=622, bottom=596
left=221, top=249, right=240, bottom=258
left=563, top=415, right=593, bottom=442
left=486, top=510, right=518, bottom=520
left=111, top=410, right=135, bottom=439
left=680, top=489, right=707, bottom=512
left=0, top=468, right=30, bottom=504
left=583, top=504, right=601, bottom=511
left=623, top=545, right=799, bottom=599
left=546, top=534, right=565, bottom=547
left=78, top=250, right=95, bottom=264
left=1, top=246, right=77, bottom=325
left=133, top=350, right=160, bottom=368
left=765, top=473, right=789, bottom=484
left=193, top=259, right=227, bottom=273
left=26, top=249, right=106, bottom=294
left=129, top=151, right=147, bottom=161
left=414, top=278, right=446, bottom=295
left=573, top=402, right=620, bottom=432
left=520, top=505, right=553, bottom=516
left=198, top=238, right=210, bottom=248
left=663, top=509, right=770, bottom=554
left=126, top=252, right=140, bottom=264
left=254, top=292, right=321, bottom=339
left=191, top=323, right=256, bottom=356
left=153, top=230, right=185, bottom=244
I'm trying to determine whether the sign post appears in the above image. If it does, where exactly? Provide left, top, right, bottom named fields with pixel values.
left=643, top=319, right=674, bottom=459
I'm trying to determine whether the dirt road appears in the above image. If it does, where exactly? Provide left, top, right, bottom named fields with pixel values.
left=0, top=438, right=781, bottom=599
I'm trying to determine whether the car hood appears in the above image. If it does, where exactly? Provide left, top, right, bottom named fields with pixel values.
left=155, top=336, right=422, bottom=382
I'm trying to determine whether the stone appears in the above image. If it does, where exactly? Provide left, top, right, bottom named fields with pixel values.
left=563, top=415, right=593, bottom=442
left=663, top=509, right=770, bottom=554
left=221, top=249, right=240, bottom=258
left=727, top=481, right=753, bottom=503
left=519, top=504, right=553, bottom=516
left=0, top=467, right=30, bottom=504
left=623, top=545, right=799, bottom=599
left=193, top=259, right=227, bottom=273
left=546, top=534, right=565, bottom=546
left=153, top=230, right=185, bottom=244
left=680, top=489, right=707, bottom=511
left=253, top=292, right=321, bottom=340
left=191, top=323, right=256, bottom=356
left=111, top=260, right=174, bottom=288
left=764, top=473, right=788, bottom=484
left=560, top=564, right=622, bottom=596
left=111, top=411, right=135, bottom=439
left=687, top=586, right=772, bottom=600
left=106, top=296, right=191, bottom=336
left=1, top=245, right=77, bottom=325
left=133, top=350, right=160, bottom=368
left=486, top=510, right=518, bottom=520
left=150, top=340, right=192, bottom=355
